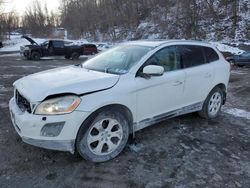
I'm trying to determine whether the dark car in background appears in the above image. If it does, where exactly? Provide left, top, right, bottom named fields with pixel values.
left=226, top=51, right=250, bottom=67
left=20, top=36, right=97, bottom=60
left=82, top=44, right=98, bottom=55
left=0, top=41, right=3, bottom=48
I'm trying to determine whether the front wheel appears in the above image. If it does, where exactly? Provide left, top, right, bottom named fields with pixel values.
left=31, top=51, right=40, bottom=60
left=198, top=87, right=223, bottom=119
left=76, top=110, right=129, bottom=162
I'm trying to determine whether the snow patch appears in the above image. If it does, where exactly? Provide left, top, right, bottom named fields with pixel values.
left=0, top=35, right=46, bottom=52
left=0, top=102, right=8, bottom=108
left=129, top=142, right=144, bottom=152
left=0, top=85, right=10, bottom=92
left=231, top=70, right=247, bottom=75
left=0, top=53, right=20, bottom=57
left=223, top=107, right=250, bottom=120
left=210, top=42, right=245, bottom=55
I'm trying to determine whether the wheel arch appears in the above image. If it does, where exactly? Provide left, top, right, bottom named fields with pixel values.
left=75, top=103, right=134, bottom=154
left=210, top=83, right=227, bottom=104
left=76, top=103, right=134, bottom=139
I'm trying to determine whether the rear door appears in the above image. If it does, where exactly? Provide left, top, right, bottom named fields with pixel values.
left=177, top=45, right=214, bottom=107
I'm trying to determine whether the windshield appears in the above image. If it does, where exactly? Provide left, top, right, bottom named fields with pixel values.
left=83, top=45, right=152, bottom=74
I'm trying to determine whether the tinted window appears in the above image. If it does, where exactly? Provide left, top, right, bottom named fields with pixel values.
left=52, top=41, right=64, bottom=48
left=145, top=46, right=180, bottom=72
left=177, top=45, right=205, bottom=68
left=203, top=47, right=219, bottom=63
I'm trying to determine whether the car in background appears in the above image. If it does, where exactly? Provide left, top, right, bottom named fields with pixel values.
left=96, top=43, right=112, bottom=52
left=0, top=41, right=3, bottom=48
left=20, top=36, right=97, bottom=60
left=81, top=44, right=98, bottom=55
left=226, top=51, right=250, bottom=67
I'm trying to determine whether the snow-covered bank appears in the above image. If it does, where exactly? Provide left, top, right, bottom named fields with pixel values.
left=0, top=34, right=248, bottom=55
left=223, top=107, right=250, bottom=120
left=0, top=35, right=46, bottom=52
left=210, top=42, right=245, bottom=55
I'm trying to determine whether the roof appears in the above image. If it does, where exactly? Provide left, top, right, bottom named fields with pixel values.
left=123, top=39, right=211, bottom=48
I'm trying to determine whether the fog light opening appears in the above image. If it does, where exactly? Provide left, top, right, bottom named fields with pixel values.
left=40, top=122, right=65, bottom=137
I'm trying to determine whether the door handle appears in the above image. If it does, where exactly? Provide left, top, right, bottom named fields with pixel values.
left=173, top=81, right=183, bottom=86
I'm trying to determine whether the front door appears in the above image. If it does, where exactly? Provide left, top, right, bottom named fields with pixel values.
left=135, top=46, right=185, bottom=128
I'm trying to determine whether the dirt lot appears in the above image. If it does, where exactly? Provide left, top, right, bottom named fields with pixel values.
left=0, top=54, right=250, bottom=188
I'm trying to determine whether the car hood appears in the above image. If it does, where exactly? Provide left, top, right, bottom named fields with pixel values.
left=21, top=35, right=38, bottom=45
left=14, top=65, right=119, bottom=102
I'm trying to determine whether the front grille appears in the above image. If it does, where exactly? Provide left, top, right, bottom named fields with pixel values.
left=15, top=90, right=31, bottom=113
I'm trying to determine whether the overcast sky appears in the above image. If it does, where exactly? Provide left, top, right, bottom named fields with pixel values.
left=3, top=0, right=60, bottom=14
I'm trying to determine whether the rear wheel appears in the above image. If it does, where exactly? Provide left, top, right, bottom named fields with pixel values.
left=76, top=110, right=129, bottom=162
left=198, top=87, right=223, bottom=119
left=31, top=52, right=40, bottom=60
left=71, top=52, right=80, bottom=60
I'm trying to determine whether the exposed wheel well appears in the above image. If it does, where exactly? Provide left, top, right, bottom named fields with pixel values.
left=74, top=104, right=134, bottom=154
left=79, top=104, right=134, bottom=135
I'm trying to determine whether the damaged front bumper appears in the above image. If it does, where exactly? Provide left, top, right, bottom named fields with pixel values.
left=9, top=97, right=89, bottom=154
left=22, top=137, right=75, bottom=153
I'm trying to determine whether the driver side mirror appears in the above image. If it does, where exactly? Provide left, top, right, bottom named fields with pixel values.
left=143, top=65, right=164, bottom=77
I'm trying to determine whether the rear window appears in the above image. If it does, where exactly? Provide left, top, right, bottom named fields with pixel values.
left=203, top=47, right=219, bottom=63
left=177, top=45, right=206, bottom=68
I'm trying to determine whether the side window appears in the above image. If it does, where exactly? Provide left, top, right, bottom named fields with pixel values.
left=53, top=41, right=64, bottom=48
left=203, top=47, right=219, bottom=63
left=42, top=41, right=49, bottom=48
left=145, top=46, right=180, bottom=72
left=178, top=45, right=205, bottom=68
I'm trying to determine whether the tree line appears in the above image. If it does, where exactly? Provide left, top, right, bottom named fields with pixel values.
left=0, top=0, right=249, bottom=41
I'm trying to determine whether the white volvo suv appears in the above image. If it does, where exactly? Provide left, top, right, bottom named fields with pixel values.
left=9, top=40, right=230, bottom=162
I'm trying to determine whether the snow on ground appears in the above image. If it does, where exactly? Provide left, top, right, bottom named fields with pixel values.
left=210, top=42, right=245, bottom=55
left=0, top=34, right=246, bottom=55
left=223, top=107, right=250, bottom=120
left=0, top=35, right=46, bottom=52
left=0, top=53, right=20, bottom=57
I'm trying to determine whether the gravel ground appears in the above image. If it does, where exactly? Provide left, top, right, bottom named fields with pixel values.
left=0, top=55, right=250, bottom=188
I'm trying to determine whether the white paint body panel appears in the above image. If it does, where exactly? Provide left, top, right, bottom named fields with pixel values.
left=135, top=70, right=185, bottom=122
left=14, top=66, right=119, bottom=102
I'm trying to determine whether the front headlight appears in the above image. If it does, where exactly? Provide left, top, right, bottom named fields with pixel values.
left=35, top=95, right=81, bottom=115
left=24, top=46, right=30, bottom=50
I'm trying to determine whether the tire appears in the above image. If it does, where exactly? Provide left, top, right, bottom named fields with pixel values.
left=198, top=87, right=223, bottom=119
left=64, top=55, right=70, bottom=59
left=71, top=52, right=80, bottom=60
left=31, top=51, right=40, bottom=60
left=76, top=110, right=129, bottom=163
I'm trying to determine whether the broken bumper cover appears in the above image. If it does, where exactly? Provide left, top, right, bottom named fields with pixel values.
left=9, top=97, right=90, bottom=154
left=22, top=137, right=75, bottom=153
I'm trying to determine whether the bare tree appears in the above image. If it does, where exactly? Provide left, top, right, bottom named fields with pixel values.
left=22, top=0, right=57, bottom=37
